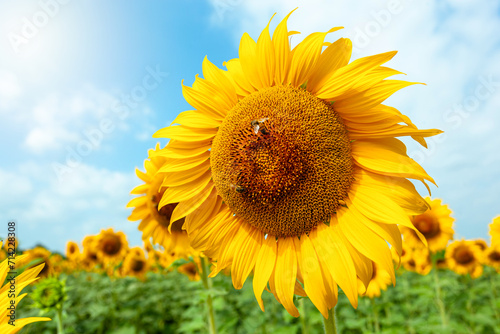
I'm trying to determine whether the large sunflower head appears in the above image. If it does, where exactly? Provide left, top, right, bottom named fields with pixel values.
left=490, top=216, right=500, bottom=246
left=401, top=197, right=454, bottom=253
left=152, top=11, right=441, bottom=317
left=95, top=228, right=129, bottom=265
left=127, top=143, right=194, bottom=257
left=445, top=240, right=483, bottom=278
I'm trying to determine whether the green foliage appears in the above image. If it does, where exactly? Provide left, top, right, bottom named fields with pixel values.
left=17, top=266, right=500, bottom=334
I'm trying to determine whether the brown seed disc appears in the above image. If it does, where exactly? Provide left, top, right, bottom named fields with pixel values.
left=211, top=85, right=354, bottom=237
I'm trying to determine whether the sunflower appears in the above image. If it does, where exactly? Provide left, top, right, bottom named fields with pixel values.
left=358, top=262, right=392, bottom=298
left=490, top=216, right=500, bottom=246
left=403, top=247, right=432, bottom=275
left=446, top=240, right=483, bottom=278
left=472, top=239, right=488, bottom=252
left=66, top=241, right=80, bottom=261
left=127, top=144, right=194, bottom=257
left=24, top=247, right=53, bottom=279
left=483, top=245, right=500, bottom=270
left=122, top=247, right=150, bottom=280
left=0, top=242, right=51, bottom=332
left=95, top=228, right=128, bottom=265
left=178, top=258, right=201, bottom=281
left=81, top=235, right=101, bottom=271
left=401, top=197, right=454, bottom=253
left=152, top=12, right=441, bottom=317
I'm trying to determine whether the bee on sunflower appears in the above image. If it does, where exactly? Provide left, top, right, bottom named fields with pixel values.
left=151, top=11, right=441, bottom=318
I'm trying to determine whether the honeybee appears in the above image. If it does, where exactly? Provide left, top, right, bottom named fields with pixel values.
left=235, top=185, right=247, bottom=193
left=251, top=117, right=269, bottom=134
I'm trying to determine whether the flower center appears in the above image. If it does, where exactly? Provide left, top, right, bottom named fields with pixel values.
left=148, top=180, right=185, bottom=232
left=211, top=86, right=354, bottom=237
left=412, top=212, right=440, bottom=239
left=102, top=236, right=121, bottom=255
left=489, top=251, right=500, bottom=262
left=131, top=258, right=145, bottom=272
left=454, top=246, right=474, bottom=265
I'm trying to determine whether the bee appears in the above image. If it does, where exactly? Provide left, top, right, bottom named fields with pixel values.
left=251, top=117, right=269, bottom=135
left=235, top=185, right=247, bottom=193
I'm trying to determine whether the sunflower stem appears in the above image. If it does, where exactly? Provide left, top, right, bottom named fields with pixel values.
left=488, top=269, right=500, bottom=323
left=299, top=298, right=309, bottom=334
left=370, top=298, right=380, bottom=333
left=56, top=305, right=65, bottom=334
left=432, top=263, right=448, bottom=330
left=200, top=257, right=217, bottom=334
left=322, top=307, right=337, bottom=334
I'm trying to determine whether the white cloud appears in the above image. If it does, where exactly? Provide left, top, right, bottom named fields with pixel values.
left=21, top=86, right=117, bottom=153
left=0, top=70, right=22, bottom=109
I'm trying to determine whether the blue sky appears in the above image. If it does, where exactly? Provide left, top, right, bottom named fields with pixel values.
left=1, top=0, right=499, bottom=253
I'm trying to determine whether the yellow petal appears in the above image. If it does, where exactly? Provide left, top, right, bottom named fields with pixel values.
left=315, top=51, right=397, bottom=99
left=161, top=160, right=210, bottom=187
left=153, top=125, right=217, bottom=142
left=202, top=56, right=238, bottom=106
left=170, top=182, right=215, bottom=223
left=334, top=80, right=419, bottom=114
left=155, top=139, right=211, bottom=159
left=314, top=223, right=359, bottom=308
left=293, top=235, right=328, bottom=318
left=253, top=235, right=277, bottom=311
left=336, top=205, right=395, bottom=284
left=231, top=225, right=263, bottom=289
left=288, top=27, right=343, bottom=87
left=308, top=37, right=352, bottom=91
left=159, top=169, right=212, bottom=207
left=272, top=9, right=296, bottom=84
left=274, top=237, right=299, bottom=317
left=157, top=151, right=210, bottom=173
left=351, top=138, right=436, bottom=190
left=171, top=109, right=222, bottom=128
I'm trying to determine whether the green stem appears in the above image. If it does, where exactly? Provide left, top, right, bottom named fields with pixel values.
left=200, top=257, right=217, bottom=334
left=370, top=298, right=380, bottom=333
left=299, top=298, right=309, bottom=334
left=56, top=306, right=65, bottom=334
left=488, top=270, right=500, bottom=323
left=432, top=264, right=448, bottom=330
left=322, top=307, right=337, bottom=334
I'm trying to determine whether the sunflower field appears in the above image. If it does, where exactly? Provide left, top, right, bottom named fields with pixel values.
left=3, top=10, right=500, bottom=334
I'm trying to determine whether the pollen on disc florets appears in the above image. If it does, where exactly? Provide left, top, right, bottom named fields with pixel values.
left=211, top=85, right=354, bottom=238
